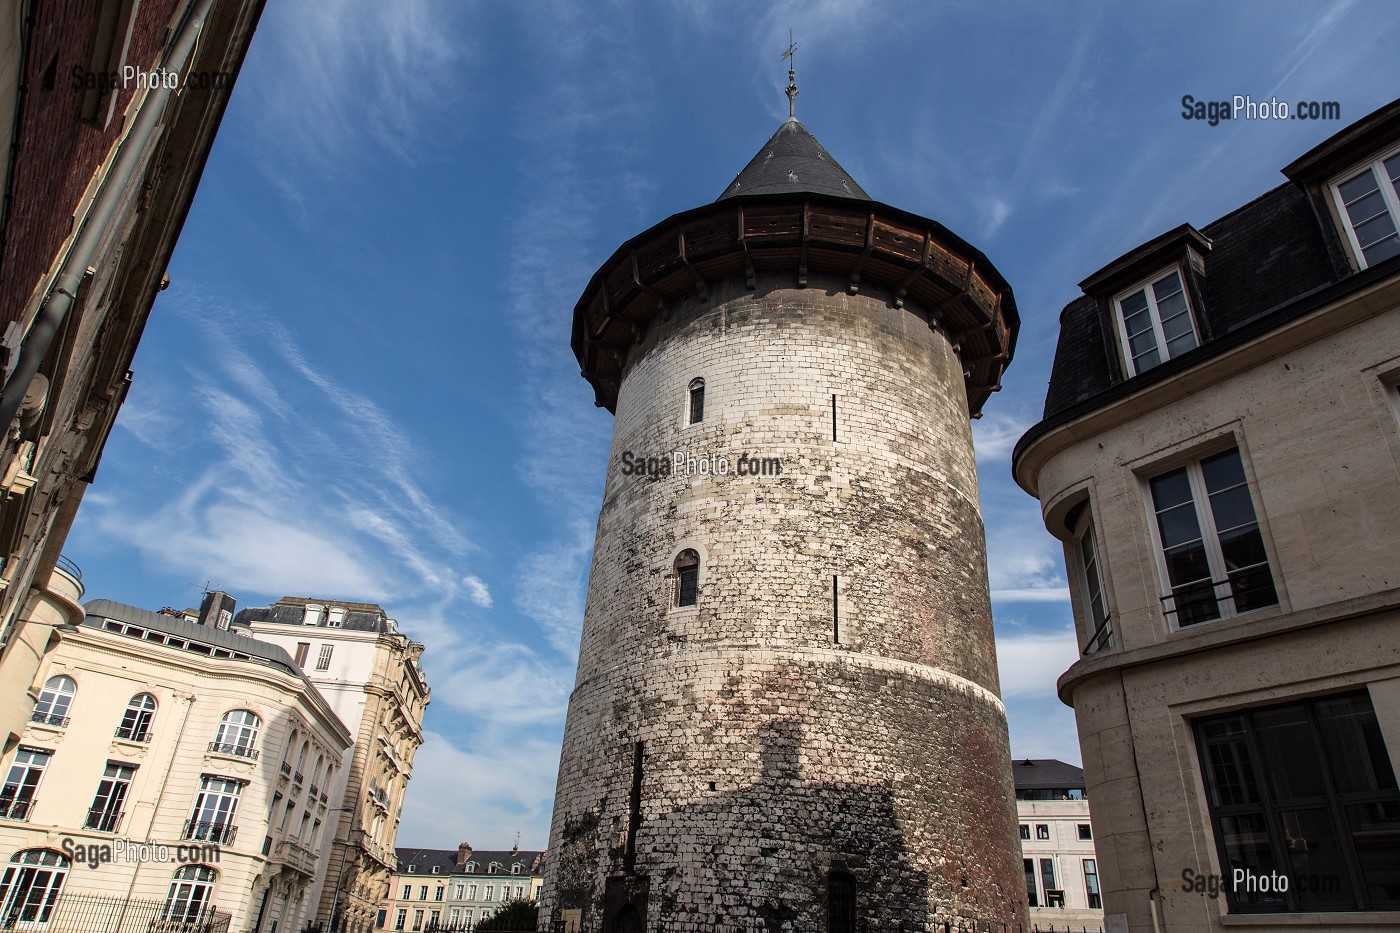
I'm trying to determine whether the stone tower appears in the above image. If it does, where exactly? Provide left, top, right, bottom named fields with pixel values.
left=541, top=100, right=1025, bottom=932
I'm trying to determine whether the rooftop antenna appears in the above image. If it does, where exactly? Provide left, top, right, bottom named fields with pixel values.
left=781, top=30, right=798, bottom=122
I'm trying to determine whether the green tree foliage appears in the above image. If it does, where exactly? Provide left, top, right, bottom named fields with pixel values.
left=473, top=898, right=538, bottom=931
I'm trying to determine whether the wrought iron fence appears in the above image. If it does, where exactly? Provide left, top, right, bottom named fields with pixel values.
left=181, top=819, right=236, bottom=844
left=0, top=891, right=230, bottom=933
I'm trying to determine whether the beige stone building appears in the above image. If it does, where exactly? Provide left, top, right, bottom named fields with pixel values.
left=378, top=844, right=544, bottom=931
left=0, top=596, right=351, bottom=932
left=1013, top=759, right=1103, bottom=930
left=1013, top=99, right=1400, bottom=930
left=235, top=597, right=430, bottom=933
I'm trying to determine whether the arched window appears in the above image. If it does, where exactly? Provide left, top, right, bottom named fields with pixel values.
left=827, top=870, right=856, bottom=933
left=465, top=862, right=476, bottom=873
left=165, top=865, right=218, bottom=923
left=488, top=862, right=501, bottom=874
left=0, top=849, right=70, bottom=924
left=311, top=754, right=324, bottom=792
left=511, top=863, right=521, bottom=875
left=32, top=675, right=76, bottom=726
left=674, top=550, right=699, bottom=608
left=688, top=378, right=705, bottom=424
left=212, top=710, right=260, bottom=758
left=294, top=740, right=310, bottom=782
left=116, top=693, right=157, bottom=742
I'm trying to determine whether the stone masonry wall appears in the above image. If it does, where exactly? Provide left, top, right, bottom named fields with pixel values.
left=543, top=270, right=1027, bottom=932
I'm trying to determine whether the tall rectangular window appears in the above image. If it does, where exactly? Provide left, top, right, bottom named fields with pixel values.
left=1195, top=690, right=1400, bottom=912
left=1149, top=447, right=1277, bottom=627
left=186, top=776, right=242, bottom=842
left=85, top=762, right=135, bottom=832
left=1074, top=510, right=1112, bottom=654
left=1023, top=858, right=1038, bottom=908
left=1019, top=823, right=1030, bottom=840
left=1, top=748, right=51, bottom=820
left=401, top=887, right=410, bottom=901
left=1114, top=269, right=1199, bottom=375
left=395, top=910, right=406, bottom=931
left=1035, top=824, right=1050, bottom=840
left=1083, top=859, right=1101, bottom=909
left=688, top=378, right=705, bottom=424
left=1333, top=148, right=1400, bottom=268
left=316, top=645, right=334, bottom=670
left=1039, top=857, right=1057, bottom=897
left=419, top=886, right=427, bottom=901
left=294, top=643, right=310, bottom=667
left=412, top=910, right=423, bottom=932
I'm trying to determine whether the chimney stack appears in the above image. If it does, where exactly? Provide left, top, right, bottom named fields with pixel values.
left=455, top=842, right=472, bottom=869
left=198, top=590, right=237, bottom=629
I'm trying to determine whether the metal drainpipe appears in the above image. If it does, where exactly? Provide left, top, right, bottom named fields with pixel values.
left=0, top=0, right=219, bottom=433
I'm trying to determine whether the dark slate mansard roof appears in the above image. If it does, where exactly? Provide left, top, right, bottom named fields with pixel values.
left=1041, top=182, right=1336, bottom=419
left=233, top=599, right=392, bottom=633
left=1035, top=97, right=1400, bottom=427
left=84, top=598, right=301, bottom=675
left=395, top=848, right=546, bottom=875
left=717, top=119, right=870, bottom=202
left=1012, top=758, right=1086, bottom=791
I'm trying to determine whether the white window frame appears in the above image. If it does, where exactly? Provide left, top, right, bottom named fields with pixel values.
left=1329, top=142, right=1400, bottom=270
left=1111, top=266, right=1200, bottom=376
left=1142, top=445, right=1278, bottom=629
left=1071, top=506, right=1112, bottom=655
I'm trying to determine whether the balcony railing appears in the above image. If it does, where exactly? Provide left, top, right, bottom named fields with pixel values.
left=182, top=819, right=237, bottom=844
left=29, top=710, right=70, bottom=727
left=319, top=791, right=329, bottom=804
left=56, top=554, right=83, bottom=581
left=1161, top=569, right=1278, bottom=627
left=1081, top=614, right=1113, bottom=656
left=115, top=723, right=151, bottom=742
left=0, top=796, right=32, bottom=821
left=308, top=784, right=319, bottom=798
left=293, top=771, right=303, bottom=784
left=0, top=890, right=230, bottom=933
left=280, top=762, right=292, bottom=776
left=83, top=807, right=123, bottom=833
left=207, top=742, right=259, bottom=760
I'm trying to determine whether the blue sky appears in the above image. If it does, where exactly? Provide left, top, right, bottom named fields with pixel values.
left=64, top=0, right=1400, bottom=850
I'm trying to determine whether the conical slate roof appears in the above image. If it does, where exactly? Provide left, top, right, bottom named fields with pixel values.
left=716, top=119, right=870, bottom=201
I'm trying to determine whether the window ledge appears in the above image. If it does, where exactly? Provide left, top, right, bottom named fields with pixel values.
left=1220, top=910, right=1400, bottom=926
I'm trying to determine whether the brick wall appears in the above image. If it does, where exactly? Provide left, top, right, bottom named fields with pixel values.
left=0, top=0, right=182, bottom=336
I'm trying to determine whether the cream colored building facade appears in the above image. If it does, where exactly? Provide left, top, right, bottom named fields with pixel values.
left=235, top=598, right=429, bottom=933
left=1014, top=759, right=1104, bottom=931
left=0, top=597, right=352, bottom=933
left=1014, top=101, right=1400, bottom=930
left=379, top=845, right=544, bottom=931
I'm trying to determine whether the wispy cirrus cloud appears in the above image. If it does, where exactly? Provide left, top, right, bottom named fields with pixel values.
left=244, top=0, right=470, bottom=166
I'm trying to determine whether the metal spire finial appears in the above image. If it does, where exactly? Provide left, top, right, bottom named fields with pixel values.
left=781, top=30, right=798, bottom=122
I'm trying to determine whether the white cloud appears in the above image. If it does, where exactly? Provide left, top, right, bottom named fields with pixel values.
left=399, top=729, right=561, bottom=850
left=462, top=575, right=492, bottom=609
left=995, top=626, right=1081, bottom=700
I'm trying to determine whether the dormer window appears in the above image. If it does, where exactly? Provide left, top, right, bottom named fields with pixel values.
left=1332, top=147, right=1400, bottom=269
left=1113, top=269, right=1198, bottom=375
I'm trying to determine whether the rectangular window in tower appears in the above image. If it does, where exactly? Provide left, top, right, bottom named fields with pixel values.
left=688, top=379, right=705, bottom=424
left=831, top=394, right=838, bottom=442
left=625, top=741, right=643, bottom=871
left=677, top=562, right=698, bottom=608
left=832, top=575, right=840, bottom=644
left=1148, top=447, right=1277, bottom=627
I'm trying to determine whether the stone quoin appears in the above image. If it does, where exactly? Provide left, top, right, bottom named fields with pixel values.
left=540, top=95, right=1026, bottom=932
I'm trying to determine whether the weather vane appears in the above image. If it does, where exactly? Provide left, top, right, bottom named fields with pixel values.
left=781, top=29, right=797, bottom=121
